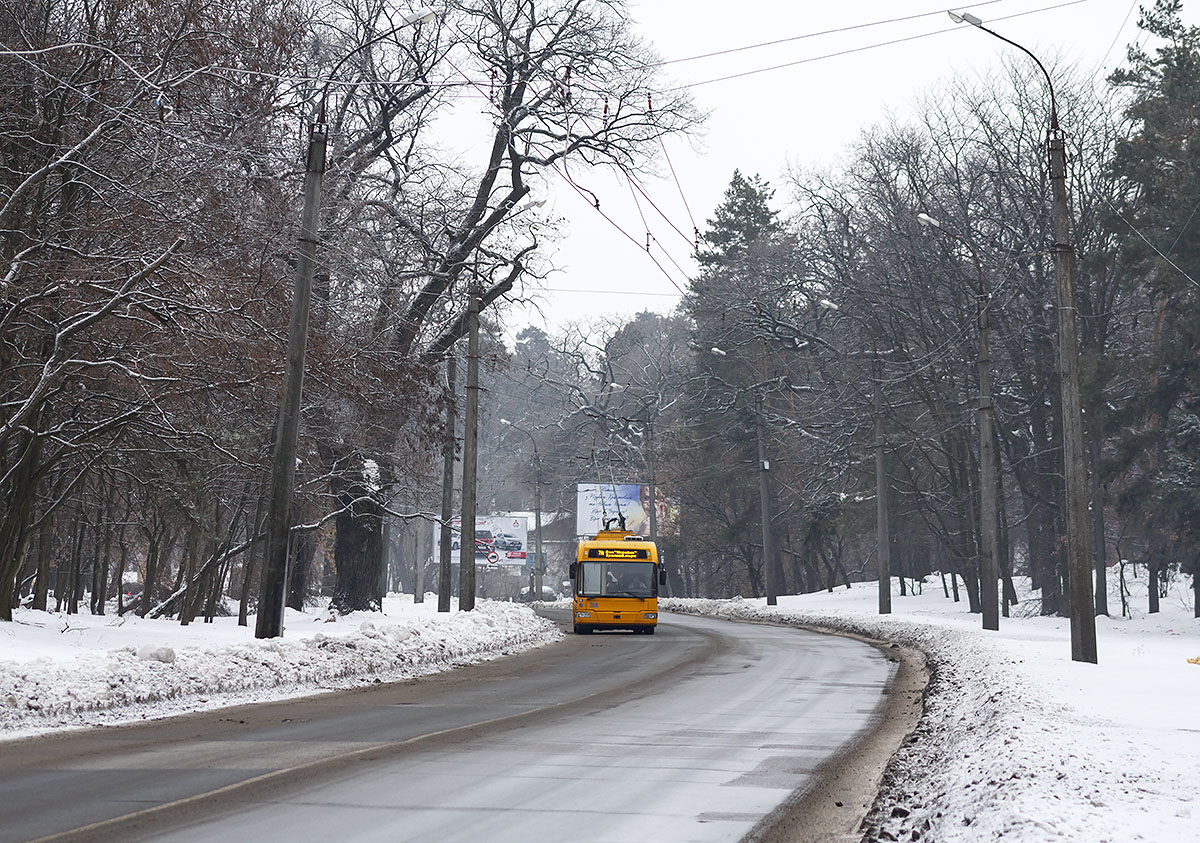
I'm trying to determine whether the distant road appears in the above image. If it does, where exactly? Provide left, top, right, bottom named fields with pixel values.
left=4, top=611, right=897, bottom=843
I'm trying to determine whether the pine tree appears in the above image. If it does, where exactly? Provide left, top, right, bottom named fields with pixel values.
left=1108, top=0, right=1200, bottom=615
left=678, top=172, right=800, bottom=598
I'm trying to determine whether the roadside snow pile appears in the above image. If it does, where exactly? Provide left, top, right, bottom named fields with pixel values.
left=664, top=574, right=1199, bottom=843
left=0, top=596, right=560, bottom=738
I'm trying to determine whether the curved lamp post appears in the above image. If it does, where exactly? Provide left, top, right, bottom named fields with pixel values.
left=948, top=11, right=1096, bottom=662
left=917, top=212, right=999, bottom=631
left=257, top=7, right=436, bottom=639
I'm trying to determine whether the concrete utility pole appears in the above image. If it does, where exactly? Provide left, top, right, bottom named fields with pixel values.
left=532, top=458, right=544, bottom=599
left=646, top=416, right=658, bottom=546
left=255, top=6, right=435, bottom=639
left=458, top=276, right=481, bottom=611
left=755, top=396, right=778, bottom=606
left=950, top=10, right=1096, bottom=661
left=975, top=262, right=1000, bottom=631
left=646, top=418, right=667, bottom=595
left=256, top=124, right=325, bottom=640
left=917, top=212, right=999, bottom=630
left=412, top=512, right=424, bottom=603
left=1050, top=117, right=1098, bottom=663
left=437, top=359, right=457, bottom=613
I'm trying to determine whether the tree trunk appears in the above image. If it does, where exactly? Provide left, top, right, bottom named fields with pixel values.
left=1053, top=508, right=1069, bottom=618
left=437, top=356, right=457, bottom=612
left=240, top=495, right=266, bottom=626
left=95, top=503, right=112, bottom=616
left=1193, top=565, right=1199, bottom=620
left=958, top=436, right=981, bottom=615
left=1089, top=437, right=1108, bottom=616
left=1147, top=552, right=1160, bottom=615
left=32, top=504, right=53, bottom=612
left=68, top=517, right=86, bottom=615
left=114, top=536, right=129, bottom=616
left=329, top=473, right=384, bottom=614
left=0, top=425, right=42, bottom=621
left=998, top=476, right=1018, bottom=613
left=140, top=528, right=167, bottom=618
left=743, top=544, right=762, bottom=599
left=380, top=515, right=394, bottom=600
left=287, top=528, right=315, bottom=611
left=179, top=528, right=198, bottom=625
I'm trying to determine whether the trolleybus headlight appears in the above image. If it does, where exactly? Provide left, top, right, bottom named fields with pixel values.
left=643, top=612, right=657, bottom=619
left=575, top=611, right=591, bottom=618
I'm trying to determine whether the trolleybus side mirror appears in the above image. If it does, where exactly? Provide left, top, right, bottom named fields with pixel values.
left=569, top=563, right=577, bottom=579
left=658, top=568, right=667, bottom=586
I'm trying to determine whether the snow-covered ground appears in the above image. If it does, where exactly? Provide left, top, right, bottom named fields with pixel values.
left=664, top=571, right=1199, bottom=843
left=3, top=575, right=1196, bottom=842
left=0, top=595, right=561, bottom=740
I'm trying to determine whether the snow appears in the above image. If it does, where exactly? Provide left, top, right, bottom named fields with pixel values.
left=0, top=595, right=560, bottom=740
left=663, top=571, right=1199, bottom=843
left=3, top=573, right=1196, bottom=842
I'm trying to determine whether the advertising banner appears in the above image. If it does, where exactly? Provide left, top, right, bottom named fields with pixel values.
left=490, top=515, right=528, bottom=568
left=433, top=515, right=528, bottom=567
left=575, top=483, right=651, bottom=536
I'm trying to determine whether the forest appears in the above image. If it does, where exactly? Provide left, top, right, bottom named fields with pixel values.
left=2, top=0, right=1198, bottom=628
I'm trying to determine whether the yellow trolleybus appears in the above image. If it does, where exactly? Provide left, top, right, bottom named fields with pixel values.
left=569, top=529, right=665, bottom=634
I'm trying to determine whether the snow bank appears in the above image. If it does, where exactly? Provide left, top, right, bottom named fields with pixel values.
left=0, top=596, right=560, bottom=739
left=664, top=574, right=1199, bottom=843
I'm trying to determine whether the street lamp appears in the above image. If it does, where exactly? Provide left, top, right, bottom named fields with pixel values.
left=948, top=10, right=1097, bottom=662
left=500, top=419, right=544, bottom=602
left=917, top=212, right=1000, bottom=631
left=256, top=6, right=436, bottom=639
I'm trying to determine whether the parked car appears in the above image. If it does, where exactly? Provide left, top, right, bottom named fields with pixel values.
left=519, top=585, right=561, bottom=603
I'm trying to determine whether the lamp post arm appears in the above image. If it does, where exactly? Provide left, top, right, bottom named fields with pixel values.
left=968, top=22, right=1059, bottom=130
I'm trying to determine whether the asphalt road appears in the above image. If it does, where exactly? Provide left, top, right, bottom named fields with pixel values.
left=2, top=611, right=898, bottom=843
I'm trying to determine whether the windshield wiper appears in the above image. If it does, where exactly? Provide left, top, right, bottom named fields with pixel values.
left=605, top=590, right=647, bottom=599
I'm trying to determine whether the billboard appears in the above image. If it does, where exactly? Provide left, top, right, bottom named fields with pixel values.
left=434, top=515, right=528, bottom=567
left=575, top=483, right=650, bottom=536
left=490, top=515, right=529, bottom=568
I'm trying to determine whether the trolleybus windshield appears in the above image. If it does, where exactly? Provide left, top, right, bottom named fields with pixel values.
left=578, top=560, right=655, bottom=599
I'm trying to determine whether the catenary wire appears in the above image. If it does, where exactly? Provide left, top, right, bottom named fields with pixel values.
left=658, top=0, right=1089, bottom=92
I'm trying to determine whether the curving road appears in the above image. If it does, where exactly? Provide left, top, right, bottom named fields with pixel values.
left=4, top=611, right=897, bottom=843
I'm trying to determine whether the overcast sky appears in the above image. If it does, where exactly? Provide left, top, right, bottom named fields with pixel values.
left=498, top=0, right=1181, bottom=339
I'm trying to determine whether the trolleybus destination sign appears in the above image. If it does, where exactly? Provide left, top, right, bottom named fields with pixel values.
left=585, top=547, right=649, bottom=560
